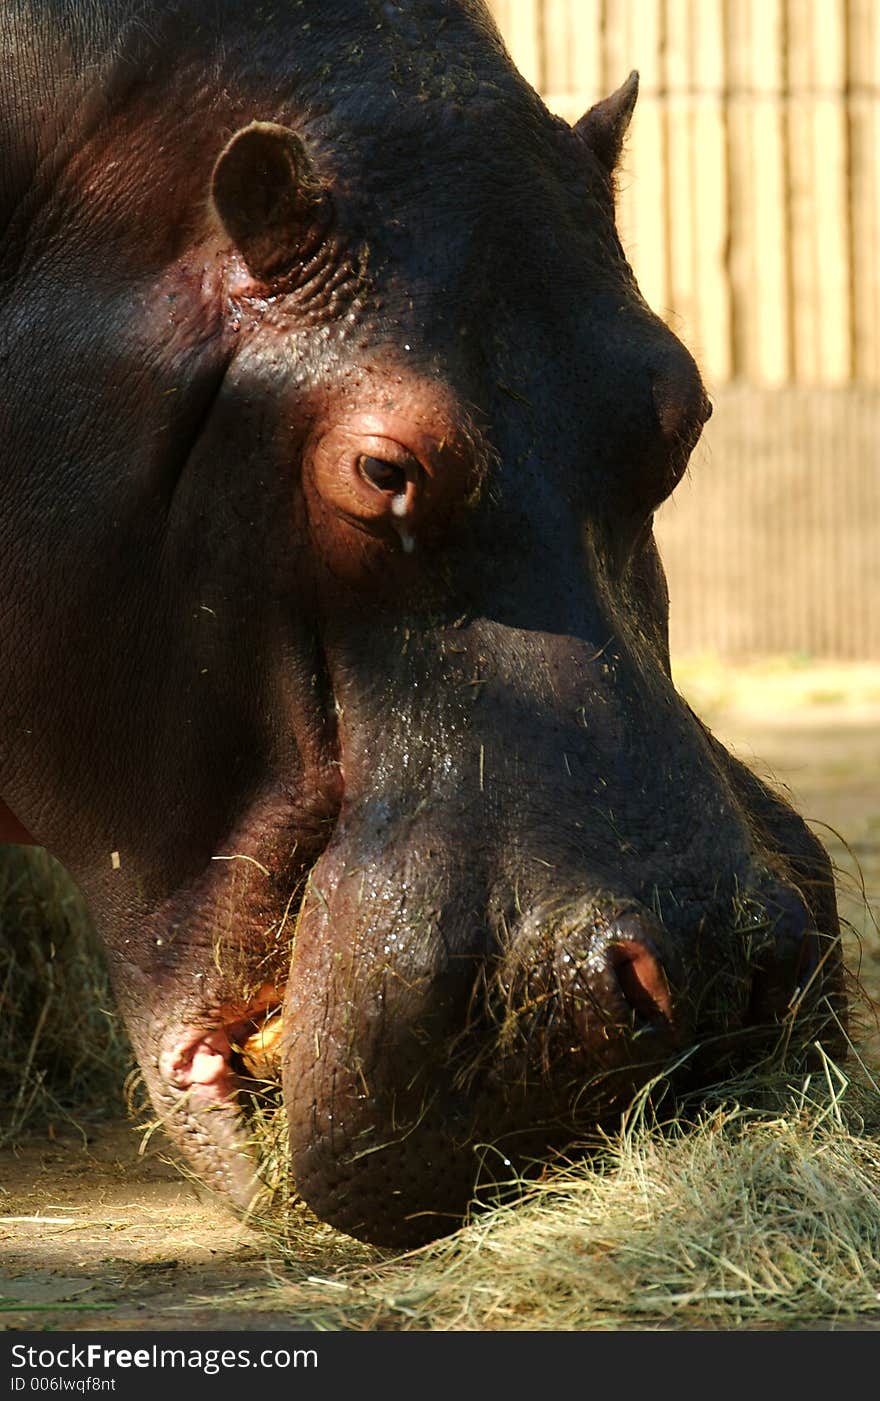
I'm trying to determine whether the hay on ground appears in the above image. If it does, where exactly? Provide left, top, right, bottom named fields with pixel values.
left=239, top=1058, right=880, bottom=1330
left=0, top=846, right=131, bottom=1139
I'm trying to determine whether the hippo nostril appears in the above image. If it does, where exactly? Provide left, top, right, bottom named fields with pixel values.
left=745, top=881, right=821, bottom=1025
left=552, top=909, right=680, bottom=1050
left=609, top=941, right=673, bottom=1025
left=795, top=928, right=819, bottom=987
left=651, top=353, right=710, bottom=451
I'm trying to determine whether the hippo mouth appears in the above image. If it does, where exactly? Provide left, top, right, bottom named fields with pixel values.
left=128, top=777, right=341, bottom=1206
left=162, top=992, right=286, bottom=1103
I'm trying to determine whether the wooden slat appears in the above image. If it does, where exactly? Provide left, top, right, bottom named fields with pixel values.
left=787, top=0, right=847, bottom=93
left=786, top=0, right=851, bottom=383
left=784, top=96, right=851, bottom=383
left=690, top=98, right=731, bottom=383
left=664, top=2, right=699, bottom=364
left=725, top=0, right=783, bottom=91
left=849, top=0, right=880, bottom=384
left=488, top=0, right=542, bottom=91
left=691, top=0, right=726, bottom=93
left=850, top=98, right=880, bottom=384
left=609, top=1, right=666, bottom=319
left=664, top=88, right=699, bottom=350
left=848, top=0, right=880, bottom=91
left=540, top=0, right=603, bottom=121
left=657, top=0, right=730, bottom=381
left=602, top=0, right=662, bottom=96
left=725, top=0, right=789, bottom=383
left=664, top=0, right=692, bottom=95
left=689, top=0, right=731, bottom=382
left=568, top=0, right=604, bottom=104
left=617, top=94, right=668, bottom=319
left=540, top=0, right=574, bottom=96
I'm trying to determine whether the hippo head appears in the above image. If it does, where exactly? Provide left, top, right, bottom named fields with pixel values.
left=0, top=0, right=843, bottom=1246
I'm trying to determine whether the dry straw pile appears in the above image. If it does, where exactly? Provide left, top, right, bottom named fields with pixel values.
left=243, top=1062, right=880, bottom=1330
left=0, top=847, right=131, bottom=1142
left=2, top=843, right=879, bottom=1330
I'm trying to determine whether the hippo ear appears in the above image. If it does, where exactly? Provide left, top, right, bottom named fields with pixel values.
left=574, top=71, right=639, bottom=177
left=211, top=121, right=326, bottom=281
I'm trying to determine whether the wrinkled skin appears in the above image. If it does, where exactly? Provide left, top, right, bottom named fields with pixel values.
left=1, top=0, right=844, bottom=1246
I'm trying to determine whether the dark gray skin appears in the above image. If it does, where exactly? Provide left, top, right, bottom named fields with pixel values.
left=1, top=0, right=845, bottom=1247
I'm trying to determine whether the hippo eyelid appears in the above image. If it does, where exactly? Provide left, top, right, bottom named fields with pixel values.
left=357, top=452, right=420, bottom=496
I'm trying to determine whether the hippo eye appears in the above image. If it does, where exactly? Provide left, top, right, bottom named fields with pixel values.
left=358, top=453, right=416, bottom=496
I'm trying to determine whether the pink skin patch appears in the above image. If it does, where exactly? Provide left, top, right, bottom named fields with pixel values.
left=161, top=998, right=283, bottom=1103
left=162, top=1029, right=239, bottom=1102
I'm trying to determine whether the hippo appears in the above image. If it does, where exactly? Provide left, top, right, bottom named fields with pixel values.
left=0, top=0, right=845, bottom=1247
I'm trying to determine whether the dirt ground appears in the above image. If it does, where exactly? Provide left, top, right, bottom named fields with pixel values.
left=0, top=1121, right=284, bottom=1331
left=680, top=660, right=880, bottom=1041
left=2, top=660, right=878, bottom=1331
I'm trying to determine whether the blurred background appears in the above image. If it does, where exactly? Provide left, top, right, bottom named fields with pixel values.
left=1, top=0, right=878, bottom=1134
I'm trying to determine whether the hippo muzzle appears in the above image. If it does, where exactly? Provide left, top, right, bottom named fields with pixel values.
left=277, top=620, right=841, bottom=1246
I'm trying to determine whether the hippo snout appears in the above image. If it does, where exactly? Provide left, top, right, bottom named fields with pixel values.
left=281, top=874, right=831, bottom=1248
